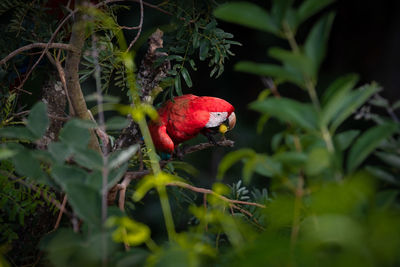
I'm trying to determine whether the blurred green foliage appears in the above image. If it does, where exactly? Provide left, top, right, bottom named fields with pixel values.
left=0, top=0, right=399, bottom=266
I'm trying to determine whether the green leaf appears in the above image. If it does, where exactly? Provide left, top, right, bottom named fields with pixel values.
left=329, top=83, right=381, bottom=132
left=27, top=102, right=49, bottom=138
left=296, top=0, right=335, bottom=25
left=347, top=123, right=398, bottom=172
left=48, top=142, right=72, bottom=163
left=305, top=147, right=331, bottom=176
left=392, top=100, right=400, bottom=110
left=189, top=59, right=197, bottom=71
left=59, top=119, right=91, bottom=148
left=12, top=149, right=46, bottom=182
left=254, top=156, right=282, bottom=178
left=268, top=47, right=314, bottom=78
left=242, top=156, right=258, bottom=183
left=375, top=151, right=400, bottom=169
left=86, top=170, right=102, bottom=191
left=51, top=164, right=88, bottom=189
left=199, top=39, right=209, bottom=61
left=0, top=147, right=17, bottom=160
left=107, top=216, right=151, bottom=246
left=365, top=166, right=399, bottom=185
left=321, top=73, right=359, bottom=106
left=65, top=183, right=101, bottom=225
left=108, top=163, right=128, bottom=189
left=73, top=147, right=103, bottom=170
left=174, top=75, right=182, bottom=96
left=304, top=12, right=335, bottom=76
left=273, top=151, right=308, bottom=167
left=217, top=149, right=256, bottom=180
left=235, top=61, right=303, bottom=86
left=108, top=145, right=139, bottom=169
left=250, top=98, right=318, bottom=131
left=214, top=2, right=279, bottom=35
left=0, top=127, right=37, bottom=141
left=271, top=0, right=294, bottom=26
left=334, top=130, right=360, bottom=151
left=169, top=161, right=198, bottom=176
left=105, top=116, right=129, bottom=130
left=181, top=68, right=193, bottom=88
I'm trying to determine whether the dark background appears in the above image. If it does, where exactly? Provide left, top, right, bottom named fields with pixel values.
left=117, top=0, right=400, bottom=232
left=150, top=0, right=400, bottom=183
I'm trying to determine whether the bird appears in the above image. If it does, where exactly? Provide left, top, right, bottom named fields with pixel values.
left=149, top=94, right=236, bottom=154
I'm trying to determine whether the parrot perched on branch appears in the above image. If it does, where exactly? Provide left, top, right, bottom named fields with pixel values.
left=149, top=94, right=236, bottom=154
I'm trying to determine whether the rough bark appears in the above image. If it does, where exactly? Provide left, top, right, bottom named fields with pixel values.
left=37, top=73, right=67, bottom=149
left=113, top=29, right=170, bottom=150
left=64, top=0, right=101, bottom=153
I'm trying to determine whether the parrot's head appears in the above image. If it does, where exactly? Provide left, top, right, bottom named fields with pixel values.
left=205, top=111, right=236, bottom=134
left=194, top=96, right=236, bottom=134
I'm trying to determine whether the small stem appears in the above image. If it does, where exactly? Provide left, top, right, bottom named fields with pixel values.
left=305, top=78, right=321, bottom=111
left=290, top=174, right=304, bottom=252
left=92, top=32, right=109, bottom=267
left=283, top=20, right=335, bottom=153
left=54, top=195, right=68, bottom=229
left=157, top=186, right=176, bottom=240
left=145, top=238, right=159, bottom=252
left=283, top=22, right=299, bottom=53
left=321, top=126, right=334, bottom=153
left=137, top=119, right=160, bottom=174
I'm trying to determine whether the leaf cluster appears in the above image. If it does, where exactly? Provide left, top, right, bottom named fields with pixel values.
left=158, top=0, right=240, bottom=97
left=214, top=0, right=400, bottom=266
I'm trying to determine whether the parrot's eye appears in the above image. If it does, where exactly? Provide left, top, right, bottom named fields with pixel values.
left=205, top=112, right=228, bottom=128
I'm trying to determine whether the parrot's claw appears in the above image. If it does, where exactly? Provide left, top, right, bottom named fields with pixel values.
left=204, top=132, right=218, bottom=146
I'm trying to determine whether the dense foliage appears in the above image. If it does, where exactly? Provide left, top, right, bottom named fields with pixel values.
left=0, top=0, right=399, bottom=266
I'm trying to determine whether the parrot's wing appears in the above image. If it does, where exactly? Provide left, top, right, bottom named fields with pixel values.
left=166, top=98, right=210, bottom=143
left=149, top=123, right=175, bottom=153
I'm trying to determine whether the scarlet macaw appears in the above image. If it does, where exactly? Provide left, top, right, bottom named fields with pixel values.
left=149, top=94, right=236, bottom=153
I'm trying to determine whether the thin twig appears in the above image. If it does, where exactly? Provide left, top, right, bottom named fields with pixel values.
left=54, top=195, right=68, bottom=229
left=15, top=10, right=76, bottom=90
left=182, top=140, right=234, bottom=155
left=261, top=77, right=281, bottom=98
left=106, top=0, right=172, bottom=16
left=229, top=203, right=265, bottom=230
left=3, top=0, right=173, bottom=91
left=120, top=25, right=141, bottom=30
left=167, top=181, right=266, bottom=208
left=115, top=140, right=235, bottom=210
left=0, top=43, right=76, bottom=66
left=126, top=0, right=144, bottom=52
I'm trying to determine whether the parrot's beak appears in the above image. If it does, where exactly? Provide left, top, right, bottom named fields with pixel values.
left=219, top=112, right=236, bottom=134
left=228, top=112, right=236, bottom=130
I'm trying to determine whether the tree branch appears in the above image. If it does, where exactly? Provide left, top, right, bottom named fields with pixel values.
left=64, top=0, right=101, bottom=153
left=114, top=29, right=170, bottom=150
left=114, top=140, right=235, bottom=209
left=0, top=43, right=76, bottom=66
left=166, top=181, right=266, bottom=208
left=182, top=140, right=234, bottom=155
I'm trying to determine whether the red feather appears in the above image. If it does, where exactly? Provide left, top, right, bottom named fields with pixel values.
left=149, top=94, right=235, bottom=153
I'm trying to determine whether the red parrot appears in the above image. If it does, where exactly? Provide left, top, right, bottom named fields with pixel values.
left=149, top=94, right=236, bottom=153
